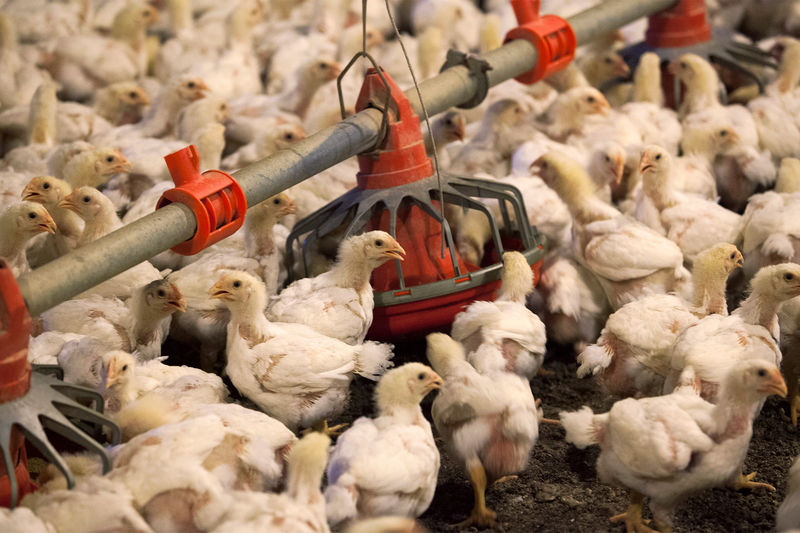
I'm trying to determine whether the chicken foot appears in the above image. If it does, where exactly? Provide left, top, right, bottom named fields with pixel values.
left=535, top=398, right=561, bottom=425
left=302, top=419, right=348, bottom=438
left=731, top=471, right=776, bottom=492
left=609, top=491, right=658, bottom=533
left=452, top=458, right=497, bottom=529
left=782, top=354, right=800, bottom=425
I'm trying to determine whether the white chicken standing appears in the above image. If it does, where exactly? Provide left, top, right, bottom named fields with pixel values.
left=561, top=359, right=787, bottom=533
left=577, top=243, right=744, bottom=398
left=427, top=333, right=537, bottom=528
left=211, top=271, right=394, bottom=431
left=267, top=231, right=406, bottom=345
left=451, top=251, right=546, bottom=379
left=325, top=362, right=442, bottom=526
left=0, top=201, right=56, bottom=276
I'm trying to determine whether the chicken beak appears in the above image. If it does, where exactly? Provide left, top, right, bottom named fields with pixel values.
left=529, top=161, right=542, bottom=176
left=615, top=58, right=630, bottom=77
left=209, top=281, right=233, bottom=300
left=280, top=198, right=297, bottom=216
left=139, top=92, right=151, bottom=106
left=167, top=297, right=187, bottom=312
left=426, top=372, right=443, bottom=392
left=327, top=63, right=342, bottom=80
left=594, top=98, right=610, bottom=115
left=735, top=253, right=744, bottom=268
left=454, top=116, right=466, bottom=142
left=382, top=242, right=406, bottom=262
left=639, top=153, right=654, bottom=174
left=113, top=156, right=133, bottom=174
left=21, top=184, right=42, bottom=202
left=58, top=196, right=79, bottom=213
left=39, top=212, right=57, bottom=234
left=759, top=369, right=787, bottom=398
left=613, top=154, right=625, bottom=185
left=105, top=356, right=119, bottom=388
left=193, top=81, right=211, bottom=99
left=667, top=59, right=679, bottom=76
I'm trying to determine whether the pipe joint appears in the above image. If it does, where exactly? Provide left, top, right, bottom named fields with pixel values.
left=157, top=145, right=247, bottom=255
left=504, top=0, right=576, bottom=84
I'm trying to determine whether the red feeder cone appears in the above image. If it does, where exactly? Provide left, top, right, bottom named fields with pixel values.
left=285, top=68, right=545, bottom=340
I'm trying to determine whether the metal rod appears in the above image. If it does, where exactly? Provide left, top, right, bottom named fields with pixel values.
left=17, top=0, right=677, bottom=316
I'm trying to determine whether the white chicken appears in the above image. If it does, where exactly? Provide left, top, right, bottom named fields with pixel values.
left=211, top=271, right=394, bottom=431
left=324, top=362, right=442, bottom=526
left=208, top=432, right=331, bottom=533
left=267, top=231, right=405, bottom=345
left=0, top=201, right=57, bottom=276
left=577, top=243, right=744, bottom=398
left=42, top=279, right=186, bottom=360
left=451, top=251, right=546, bottom=379
left=637, top=145, right=743, bottom=264
left=561, top=359, right=787, bottom=533
left=21, top=176, right=83, bottom=265
left=427, top=333, right=537, bottom=528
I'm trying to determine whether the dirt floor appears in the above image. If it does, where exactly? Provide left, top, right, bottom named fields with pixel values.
left=334, top=339, right=800, bottom=533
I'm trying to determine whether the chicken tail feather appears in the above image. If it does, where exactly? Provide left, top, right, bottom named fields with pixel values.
left=560, top=406, right=603, bottom=448
left=576, top=341, right=613, bottom=378
left=324, top=480, right=359, bottom=526
left=354, top=341, right=395, bottom=381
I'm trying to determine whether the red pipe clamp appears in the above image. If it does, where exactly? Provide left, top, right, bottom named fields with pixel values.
left=158, top=145, right=247, bottom=255
left=504, top=0, right=576, bottom=84
left=0, top=260, right=36, bottom=507
left=646, top=0, right=712, bottom=48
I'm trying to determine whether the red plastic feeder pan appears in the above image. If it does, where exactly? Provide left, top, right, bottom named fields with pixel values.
left=284, top=68, right=545, bottom=341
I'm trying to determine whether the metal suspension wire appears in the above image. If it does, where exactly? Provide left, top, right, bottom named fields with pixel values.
left=16, top=0, right=678, bottom=317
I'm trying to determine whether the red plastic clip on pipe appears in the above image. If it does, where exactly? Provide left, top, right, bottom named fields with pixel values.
left=504, top=0, right=577, bottom=84
left=157, top=145, right=247, bottom=256
left=0, top=259, right=36, bottom=506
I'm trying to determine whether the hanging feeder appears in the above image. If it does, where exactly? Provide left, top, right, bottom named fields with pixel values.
left=285, top=68, right=545, bottom=340
left=617, top=0, right=777, bottom=107
left=0, top=260, right=120, bottom=508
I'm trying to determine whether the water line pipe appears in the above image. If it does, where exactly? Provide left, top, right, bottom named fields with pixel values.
left=17, top=0, right=677, bottom=316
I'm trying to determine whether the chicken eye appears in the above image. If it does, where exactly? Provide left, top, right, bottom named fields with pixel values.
left=375, top=239, right=383, bottom=246
left=604, top=155, right=610, bottom=163
left=729, top=253, right=736, bottom=259
left=28, top=212, right=36, bottom=219
left=82, top=196, right=91, bottom=203
left=679, top=61, right=687, bottom=69
left=187, top=81, right=196, bottom=88
left=122, top=364, right=129, bottom=371
left=273, top=198, right=281, bottom=204
left=284, top=133, right=294, bottom=140
left=785, top=273, right=795, bottom=281
left=106, top=156, right=114, bottom=163
left=319, top=63, right=327, bottom=70
left=42, top=182, right=50, bottom=189
left=233, top=280, right=241, bottom=288
left=757, top=369, right=766, bottom=377
left=587, top=96, right=595, bottom=103
left=157, top=289, right=165, bottom=297
left=444, top=119, right=453, bottom=126
left=417, top=372, right=425, bottom=380
left=719, top=130, right=728, bottom=137
left=603, top=57, right=613, bottom=64
left=655, top=154, right=661, bottom=161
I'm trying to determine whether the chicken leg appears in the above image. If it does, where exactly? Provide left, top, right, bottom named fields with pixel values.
left=609, top=491, right=658, bottom=533
left=453, top=458, right=497, bottom=529
left=302, top=419, right=348, bottom=438
left=782, top=349, right=800, bottom=425
left=731, top=471, right=775, bottom=492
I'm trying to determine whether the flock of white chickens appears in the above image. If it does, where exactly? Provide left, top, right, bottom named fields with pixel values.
left=1, top=0, right=800, bottom=531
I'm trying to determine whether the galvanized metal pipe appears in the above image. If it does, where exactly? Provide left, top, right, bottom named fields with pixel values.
left=17, top=0, right=676, bottom=316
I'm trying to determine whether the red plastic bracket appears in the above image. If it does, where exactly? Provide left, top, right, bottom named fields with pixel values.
left=0, top=259, right=32, bottom=404
left=504, top=0, right=576, bottom=84
left=645, top=0, right=711, bottom=49
left=157, top=145, right=247, bottom=256
left=354, top=68, right=433, bottom=189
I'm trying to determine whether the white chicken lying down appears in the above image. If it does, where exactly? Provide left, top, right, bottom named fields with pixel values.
left=561, top=359, right=787, bottom=533
left=267, top=231, right=406, bottom=345
left=577, top=243, right=744, bottom=398
left=109, top=405, right=297, bottom=532
left=638, top=145, right=743, bottom=265
left=42, top=279, right=185, bottom=360
left=451, top=251, right=546, bottom=379
left=208, top=432, right=331, bottom=533
left=211, top=271, right=394, bottom=431
left=325, top=363, right=442, bottom=526
left=780, top=296, right=800, bottom=426
left=534, top=151, right=690, bottom=309
left=0, top=201, right=56, bottom=277
left=740, top=158, right=800, bottom=280
left=427, top=333, right=537, bottom=528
